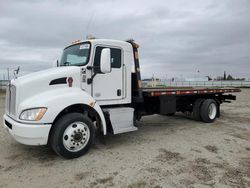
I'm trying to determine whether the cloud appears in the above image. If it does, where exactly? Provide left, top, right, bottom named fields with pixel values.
left=0, top=0, right=250, bottom=80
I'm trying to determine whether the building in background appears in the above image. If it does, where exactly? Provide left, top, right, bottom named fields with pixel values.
left=184, top=77, right=209, bottom=82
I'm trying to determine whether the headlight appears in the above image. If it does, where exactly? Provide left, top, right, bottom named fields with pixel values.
left=20, top=108, right=47, bottom=121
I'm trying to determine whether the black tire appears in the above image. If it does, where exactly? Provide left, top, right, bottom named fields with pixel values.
left=193, top=98, right=205, bottom=121
left=50, top=113, right=95, bottom=159
left=200, top=99, right=218, bottom=123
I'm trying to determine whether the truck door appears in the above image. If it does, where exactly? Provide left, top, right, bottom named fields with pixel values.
left=92, top=46, right=123, bottom=101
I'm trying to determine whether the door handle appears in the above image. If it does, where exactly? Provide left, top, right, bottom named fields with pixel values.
left=117, top=89, right=121, bottom=96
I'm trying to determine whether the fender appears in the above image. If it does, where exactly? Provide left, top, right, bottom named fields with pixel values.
left=18, top=87, right=107, bottom=135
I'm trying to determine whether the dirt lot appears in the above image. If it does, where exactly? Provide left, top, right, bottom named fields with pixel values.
left=0, top=89, right=249, bottom=188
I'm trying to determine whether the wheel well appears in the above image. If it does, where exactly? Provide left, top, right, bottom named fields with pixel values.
left=192, top=97, right=220, bottom=117
left=176, top=95, right=221, bottom=113
left=49, top=104, right=104, bottom=143
left=191, top=96, right=220, bottom=109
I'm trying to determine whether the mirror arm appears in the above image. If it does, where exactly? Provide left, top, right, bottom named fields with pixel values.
left=87, top=72, right=97, bottom=85
left=86, top=66, right=93, bottom=70
left=87, top=66, right=100, bottom=70
left=87, top=66, right=101, bottom=84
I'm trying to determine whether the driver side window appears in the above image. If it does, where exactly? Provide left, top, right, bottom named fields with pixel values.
left=94, top=46, right=121, bottom=68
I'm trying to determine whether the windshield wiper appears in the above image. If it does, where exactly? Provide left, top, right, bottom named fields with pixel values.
left=62, top=61, right=71, bottom=66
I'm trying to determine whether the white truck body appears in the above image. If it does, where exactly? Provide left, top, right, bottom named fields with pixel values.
left=2, top=38, right=240, bottom=158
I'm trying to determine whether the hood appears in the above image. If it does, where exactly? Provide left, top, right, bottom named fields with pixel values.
left=10, top=66, right=81, bottom=118
left=14, top=66, right=80, bottom=85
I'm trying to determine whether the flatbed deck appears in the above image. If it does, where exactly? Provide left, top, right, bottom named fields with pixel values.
left=142, top=87, right=241, bottom=97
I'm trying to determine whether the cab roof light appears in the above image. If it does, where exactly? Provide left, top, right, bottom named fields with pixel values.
left=86, top=35, right=96, bottom=40
left=72, top=40, right=81, bottom=44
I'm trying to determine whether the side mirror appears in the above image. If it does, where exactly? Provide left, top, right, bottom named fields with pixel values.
left=100, top=48, right=111, bottom=73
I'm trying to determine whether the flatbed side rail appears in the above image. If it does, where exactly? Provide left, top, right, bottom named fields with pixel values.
left=143, top=88, right=241, bottom=97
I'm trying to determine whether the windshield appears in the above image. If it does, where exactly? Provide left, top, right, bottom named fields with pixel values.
left=60, top=42, right=91, bottom=66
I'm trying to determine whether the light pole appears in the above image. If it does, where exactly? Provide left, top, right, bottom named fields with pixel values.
left=7, top=68, right=10, bottom=81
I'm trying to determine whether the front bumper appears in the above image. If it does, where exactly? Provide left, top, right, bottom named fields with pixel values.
left=3, top=114, right=52, bottom=145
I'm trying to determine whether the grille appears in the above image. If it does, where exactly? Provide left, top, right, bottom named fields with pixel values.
left=6, top=84, right=16, bottom=116
left=5, top=120, right=12, bottom=129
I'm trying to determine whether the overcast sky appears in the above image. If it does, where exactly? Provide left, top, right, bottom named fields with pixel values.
left=0, top=0, right=250, bottom=79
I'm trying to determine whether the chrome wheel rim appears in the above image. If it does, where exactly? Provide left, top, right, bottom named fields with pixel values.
left=63, top=121, right=90, bottom=152
left=208, top=103, right=217, bottom=119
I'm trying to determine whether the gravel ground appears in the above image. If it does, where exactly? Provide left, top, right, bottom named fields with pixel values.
left=0, top=89, right=249, bottom=188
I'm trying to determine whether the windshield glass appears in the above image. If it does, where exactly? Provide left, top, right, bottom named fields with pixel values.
left=60, top=42, right=91, bottom=66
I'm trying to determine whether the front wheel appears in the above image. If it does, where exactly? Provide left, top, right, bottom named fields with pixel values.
left=50, top=113, right=95, bottom=159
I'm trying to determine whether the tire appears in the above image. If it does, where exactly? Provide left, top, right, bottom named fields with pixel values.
left=193, top=98, right=205, bottom=121
left=50, top=113, right=95, bottom=159
left=200, top=99, right=218, bottom=123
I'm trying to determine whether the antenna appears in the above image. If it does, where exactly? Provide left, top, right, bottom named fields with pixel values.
left=86, top=10, right=96, bottom=39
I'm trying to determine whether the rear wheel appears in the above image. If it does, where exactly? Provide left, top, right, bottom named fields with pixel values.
left=50, top=113, right=95, bottom=159
left=200, top=99, right=218, bottom=123
left=192, top=98, right=205, bottom=121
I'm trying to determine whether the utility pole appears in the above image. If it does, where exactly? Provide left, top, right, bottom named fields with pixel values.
left=152, top=74, right=155, bottom=87
left=7, top=68, right=10, bottom=81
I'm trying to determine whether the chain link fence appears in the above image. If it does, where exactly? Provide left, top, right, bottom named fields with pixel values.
left=0, top=80, right=9, bottom=91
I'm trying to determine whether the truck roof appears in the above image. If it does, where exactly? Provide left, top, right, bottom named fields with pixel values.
left=65, top=39, right=132, bottom=51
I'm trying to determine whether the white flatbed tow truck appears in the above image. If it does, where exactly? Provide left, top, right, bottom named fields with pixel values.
left=3, top=39, right=240, bottom=158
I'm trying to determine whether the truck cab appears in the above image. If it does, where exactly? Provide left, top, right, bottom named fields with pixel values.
left=60, top=39, right=132, bottom=105
left=3, top=39, right=137, bottom=158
